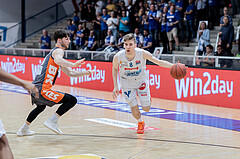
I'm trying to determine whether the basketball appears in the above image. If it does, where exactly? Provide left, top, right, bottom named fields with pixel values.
left=170, top=63, right=187, bottom=80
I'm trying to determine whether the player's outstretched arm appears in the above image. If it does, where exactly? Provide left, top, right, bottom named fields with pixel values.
left=0, top=67, right=39, bottom=98
left=142, top=50, right=173, bottom=68
left=112, top=55, right=119, bottom=99
left=52, top=49, right=86, bottom=68
left=61, top=67, right=94, bottom=77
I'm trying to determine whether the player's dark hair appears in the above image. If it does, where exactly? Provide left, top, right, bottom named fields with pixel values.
left=54, top=30, right=70, bottom=43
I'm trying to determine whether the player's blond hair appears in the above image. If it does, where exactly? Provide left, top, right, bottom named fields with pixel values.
left=123, top=33, right=136, bottom=43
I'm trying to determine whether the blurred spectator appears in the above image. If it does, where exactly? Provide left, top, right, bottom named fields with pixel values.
left=66, top=19, right=77, bottom=41
left=220, top=7, right=233, bottom=27
left=142, top=29, right=153, bottom=53
left=107, top=11, right=119, bottom=44
left=96, top=29, right=115, bottom=51
left=95, top=0, right=104, bottom=15
left=118, top=10, right=131, bottom=34
left=86, top=3, right=96, bottom=22
left=159, top=6, right=169, bottom=54
left=197, top=21, right=210, bottom=55
left=134, top=27, right=144, bottom=48
left=117, top=1, right=126, bottom=17
left=82, top=21, right=90, bottom=38
left=184, top=0, right=196, bottom=43
left=116, top=30, right=124, bottom=50
left=66, top=19, right=77, bottom=49
left=208, top=0, right=220, bottom=30
left=166, top=5, right=180, bottom=53
left=141, top=14, right=149, bottom=31
left=158, top=0, right=168, bottom=11
left=195, top=0, right=207, bottom=28
left=175, top=0, right=185, bottom=42
left=100, top=8, right=110, bottom=45
left=231, top=0, right=240, bottom=16
left=92, top=12, right=101, bottom=47
left=39, top=29, right=51, bottom=49
left=73, top=11, right=80, bottom=26
left=132, top=16, right=142, bottom=33
left=215, top=45, right=233, bottom=68
left=79, top=2, right=87, bottom=20
left=106, top=0, right=117, bottom=15
left=84, top=30, right=98, bottom=51
left=76, top=25, right=86, bottom=50
left=196, top=44, right=214, bottom=67
left=219, top=16, right=234, bottom=54
left=148, top=3, right=160, bottom=47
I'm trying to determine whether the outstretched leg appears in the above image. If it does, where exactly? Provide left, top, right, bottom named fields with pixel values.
left=44, top=93, right=77, bottom=134
left=17, top=105, right=46, bottom=137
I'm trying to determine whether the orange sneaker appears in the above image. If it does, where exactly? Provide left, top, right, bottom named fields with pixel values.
left=137, top=121, right=145, bottom=134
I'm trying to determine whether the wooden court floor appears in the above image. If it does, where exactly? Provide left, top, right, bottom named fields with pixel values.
left=1, top=82, right=240, bottom=159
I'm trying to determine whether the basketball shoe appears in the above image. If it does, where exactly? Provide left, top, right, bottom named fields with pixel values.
left=137, top=121, right=145, bottom=134
left=17, top=128, right=35, bottom=137
left=43, top=119, right=62, bottom=135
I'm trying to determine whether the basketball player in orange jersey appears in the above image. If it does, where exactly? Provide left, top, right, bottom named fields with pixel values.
left=17, top=30, right=94, bottom=136
left=0, top=67, right=39, bottom=158
left=112, top=33, right=174, bottom=134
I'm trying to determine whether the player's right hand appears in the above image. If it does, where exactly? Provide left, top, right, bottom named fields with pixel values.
left=73, top=58, right=85, bottom=67
left=112, top=87, right=119, bottom=99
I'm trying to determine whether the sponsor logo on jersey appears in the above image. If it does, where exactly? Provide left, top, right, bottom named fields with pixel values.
left=136, top=60, right=141, bottom=65
left=139, top=83, right=146, bottom=90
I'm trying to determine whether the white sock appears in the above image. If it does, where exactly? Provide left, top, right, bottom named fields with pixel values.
left=49, top=113, right=59, bottom=122
left=22, top=123, right=29, bottom=131
left=137, top=117, right=143, bottom=122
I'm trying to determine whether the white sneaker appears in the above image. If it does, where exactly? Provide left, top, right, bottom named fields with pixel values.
left=17, top=128, right=35, bottom=137
left=43, top=119, right=63, bottom=135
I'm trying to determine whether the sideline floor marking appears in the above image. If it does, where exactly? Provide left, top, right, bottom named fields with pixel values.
left=85, top=118, right=160, bottom=131
left=1, top=83, right=240, bottom=132
left=27, top=154, right=106, bottom=159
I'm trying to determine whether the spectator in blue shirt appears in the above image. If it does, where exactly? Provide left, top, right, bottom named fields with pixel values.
left=100, top=8, right=110, bottom=45
left=39, top=29, right=51, bottom=49
left=184, top=0, right=196, bottom=43
left=208, top=0, right=220, bottom=29
left=75, top=24, right=86, bottom=50
left=73, top=11, right=80, bottom=26
left=219, top=16, right=234, bottom=54
left=118, top=10, right=131, bottom=34
left=159, top=6, right=169, bottom=54
left=175, top=0, right=185, bottom=42
left=141, top=14, right=149, bottom=32
left=134, top=28, right=144, bottom=48
left=148, top=3, right=160, bottom=47
left=84, top=30, right=98, bottom=51
left=142, top=29, right=153, bottom=53
left=166, top=5, right=180, bottom=53
left=220, top=7, right=233, bottom=27
left=96, top=29, right=115, bottom=51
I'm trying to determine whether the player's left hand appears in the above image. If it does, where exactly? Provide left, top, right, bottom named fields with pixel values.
left=74, top=58, right=86, bottom=67
left=112, top=87, right=119, bottom=99
left=22, top=82, right=39, bottom=98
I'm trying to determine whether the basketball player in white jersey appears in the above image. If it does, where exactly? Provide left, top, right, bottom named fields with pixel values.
left=112, top=33, right=173, bottom=134
left=0, top=67, right=39, bottom=158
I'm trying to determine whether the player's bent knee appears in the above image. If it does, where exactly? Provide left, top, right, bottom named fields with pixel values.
left=128, top=98, right=138, bottom=107
left=142, top=106, right=150, bottom=112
